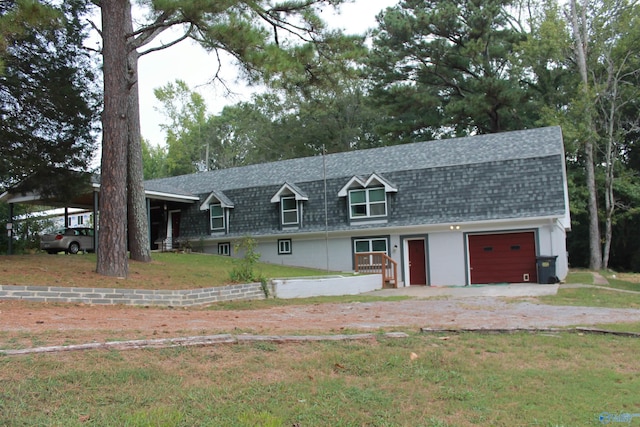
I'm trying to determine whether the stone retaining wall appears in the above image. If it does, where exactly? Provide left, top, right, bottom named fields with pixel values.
left=0, top=283, right=266, bottom=307
left=0, top=274, right=382, bottom=306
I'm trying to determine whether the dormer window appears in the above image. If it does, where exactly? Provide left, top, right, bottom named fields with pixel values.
left=271, top=182, right=308, bottom=228
left=349, top=187, right=387, bottom=218
left=338, top=173, right=397, bottom=221
left=281, top=196, right=299, bottom=225
left=210, top=203, right=225, bottom=231
left=199, top=190, right=234, bottom=234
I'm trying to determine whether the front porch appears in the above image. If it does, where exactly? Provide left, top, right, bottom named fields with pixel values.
left=354, top=252, right=398, bottom=288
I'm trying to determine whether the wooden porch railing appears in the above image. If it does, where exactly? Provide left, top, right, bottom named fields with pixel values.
left=354, top=252, right=398, bottom=288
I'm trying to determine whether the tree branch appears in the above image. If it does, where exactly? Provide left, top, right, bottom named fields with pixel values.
left=137, top=24, right=194, bottom=57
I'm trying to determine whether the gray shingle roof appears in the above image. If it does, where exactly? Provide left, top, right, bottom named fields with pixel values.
left=145, top=126, right=564, bottom=195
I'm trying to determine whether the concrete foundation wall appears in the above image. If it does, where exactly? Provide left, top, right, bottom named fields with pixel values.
left=271, top=274, right=381, bottom=299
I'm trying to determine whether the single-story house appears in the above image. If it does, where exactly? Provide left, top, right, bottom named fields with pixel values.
left=2, top=126, right=570, bottom=286
left=145, top=126, right=571, bottom=286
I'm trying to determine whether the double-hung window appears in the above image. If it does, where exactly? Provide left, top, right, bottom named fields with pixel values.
left=349, top=187, right=387, bottom=219
left=200, top=191, right=234, bottom=234
left=354, top=237, right=388, bottom=255
left=278, top=239, right=292, bottom=255
left=353, top=237, right=389, bottom=269
left=218, top=242, right=230, bottom=256
left=210, top=203, right=225, bottom=231
left=281, top=196, right=299, bottom=225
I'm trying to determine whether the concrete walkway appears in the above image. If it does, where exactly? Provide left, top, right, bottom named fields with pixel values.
left=365, top=283, right=559, bottom=298
left=366, top=271, right=640, bottom=299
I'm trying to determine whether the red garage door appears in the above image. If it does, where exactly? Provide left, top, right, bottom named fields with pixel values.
left=468, top=232, right=537, bottom=284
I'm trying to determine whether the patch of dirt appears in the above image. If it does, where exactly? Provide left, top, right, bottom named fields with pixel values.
left=2, top=297, right=640, bottom=349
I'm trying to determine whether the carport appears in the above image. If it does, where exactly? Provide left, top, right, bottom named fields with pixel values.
left=1, top=175, right=198, bottom=255
left=1, top=175, right=101, bottom=255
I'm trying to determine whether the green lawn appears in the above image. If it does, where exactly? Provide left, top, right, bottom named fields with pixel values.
left=1, top=332, right=638, bottom=426
left=0, top=252, right=338, bottom=290
left=538, top=286, right=640, bottom=309
left=540, top=270, right=640, bottom=309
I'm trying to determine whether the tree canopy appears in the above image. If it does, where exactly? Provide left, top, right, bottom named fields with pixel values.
left=0, top=0, right=100, bottom=197
left=365, top=0, right=537, bottom=141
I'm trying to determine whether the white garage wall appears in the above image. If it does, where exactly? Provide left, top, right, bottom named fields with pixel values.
left=256, top=236, right=354, bottom=272
left=427, top=231, right=467, bottom=286
left=535, top=220, right=569, bottom=280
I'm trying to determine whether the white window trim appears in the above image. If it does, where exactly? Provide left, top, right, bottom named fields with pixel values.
left=218, top=242, right=231, bottom=256
left=209, top=203, right=226, bottom=231
left=278, top=239, right=292, bottom=255
left=348, top=187, right=387, bottom=219
left=280, top=196, right=300, bottom=225
left=337, top=173, right=398, bottom=197
left=353, top=237, right=388, bottom=255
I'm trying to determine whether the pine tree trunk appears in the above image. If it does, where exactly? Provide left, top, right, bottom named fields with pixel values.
left=125, top=1, right=151, bottom=263
left=97, top=0, right=129, bottom=277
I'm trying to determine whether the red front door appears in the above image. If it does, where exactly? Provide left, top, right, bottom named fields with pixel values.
left=408, top=240, right=427, bottom=285
left=171, top=212, right=181, bottom=240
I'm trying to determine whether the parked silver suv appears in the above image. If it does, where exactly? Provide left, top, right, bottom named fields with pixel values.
left=40, top=228, right=95, bottom=254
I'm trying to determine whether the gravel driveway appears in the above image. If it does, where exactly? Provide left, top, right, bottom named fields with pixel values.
left=2, top=287, right=640, bottom=344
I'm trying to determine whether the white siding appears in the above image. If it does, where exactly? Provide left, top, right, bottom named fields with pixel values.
left=202, top=216, right=569, bottom=286
left=427, top=232, right=467, bottom=286
left=256, top=237, right=354, bottom=272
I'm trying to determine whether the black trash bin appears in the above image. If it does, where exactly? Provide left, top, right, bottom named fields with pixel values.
left=536, top=256, right=558, bottom=284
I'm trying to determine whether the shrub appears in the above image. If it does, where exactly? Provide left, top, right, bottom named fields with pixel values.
left=229, top=236, right=261, bottom=283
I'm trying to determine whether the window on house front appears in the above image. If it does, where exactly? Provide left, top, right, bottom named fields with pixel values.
left=281, top=196, right=299, bottom=225
left=218, top=242, right=230, bottom=256
left=349, top=188, right=387, bottom=219
left=278, top=239, right=292, bottom=255
left=77, top=215, right=84, bottom=225
left=210, top=203, right=225, bottom=231
left=353, top=238, right=388, bottom=254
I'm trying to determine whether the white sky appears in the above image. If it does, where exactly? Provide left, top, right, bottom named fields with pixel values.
left=133, top=0, right=400, bottom=146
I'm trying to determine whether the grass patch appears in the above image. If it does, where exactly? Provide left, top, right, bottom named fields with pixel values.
left=539, top=287, right=640, bottom=309
left=537, top=271, right=640, bottom=308
left=206, top=294, right=409, bottom=311
left=599, top=271, right=640, bottom=292
left=1, top=332, right=638, bottom=426
left=0, top=253, right=338, bottom=290
left=587, top=322, right=640, bottom=333
left=565, top=269, right=594, bottom=285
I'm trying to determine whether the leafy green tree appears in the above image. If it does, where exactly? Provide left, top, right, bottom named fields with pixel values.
left=141, top=138, right=168, bottom=179
left=154, top=80, right=208, bottom=175
left=0, top=0, right=99, bottom=197
left=591, top=0, right=640, bottom=268
left=519, top=0, right=640, bottom=270
left=0, top=201, right=53, bottom=254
